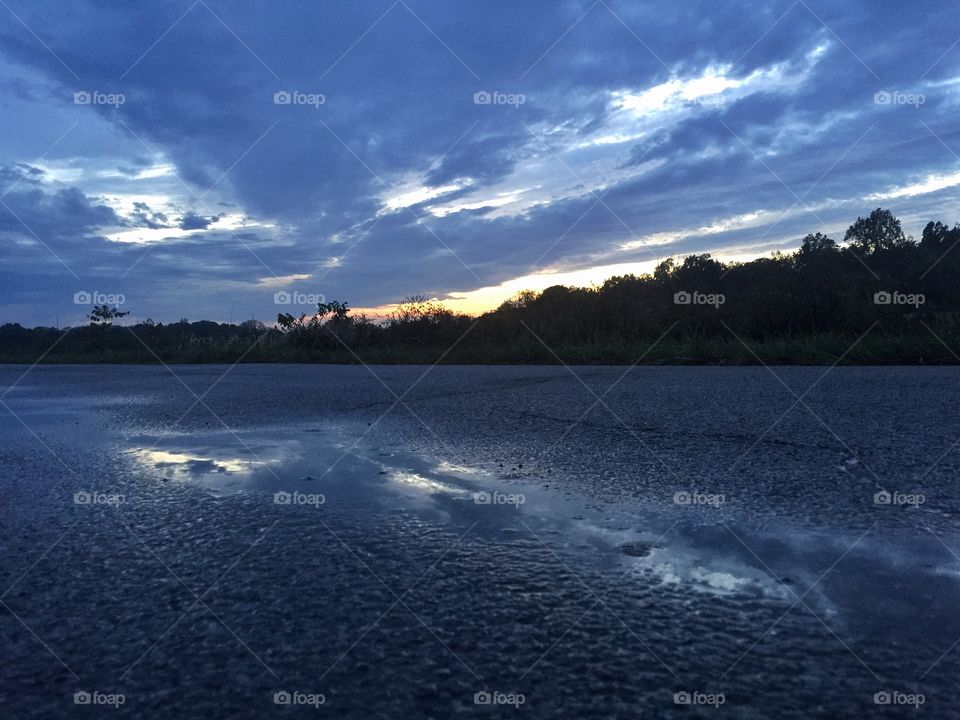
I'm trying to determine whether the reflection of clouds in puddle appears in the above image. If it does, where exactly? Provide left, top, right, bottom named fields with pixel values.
left=573, top=519, right=793, bottom=598
left=632, top=546, right=795, bottom=600
left=387, top=469, right=468, bottom=497
left=126, top=432, right=306, bottom=485
left=690, top=567, right=754, bottom=593
left=128, top=448, right=265, bottom=480
left=432, top=461, right=490, bottom=479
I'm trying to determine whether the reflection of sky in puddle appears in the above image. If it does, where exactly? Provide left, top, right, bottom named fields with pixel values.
left=640, top=549, right=792, bottom=598
left=387, top=469, right=468, bottom=497
left=124, top=429, right=479, bottom=504
left=123, top=425, right=958, bottom=630
left=128, top=448, right=265, bottom=481
left=431, top=460, right=491, bottom=479
left=571, top=518, right=808, bottom=599
left=125, top=432, right=302, bottom=488
left=124, top=432, right=816, bottom=606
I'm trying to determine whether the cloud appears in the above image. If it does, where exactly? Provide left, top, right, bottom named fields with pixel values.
left=178, top=211, right=220, bottom=230
left=129, top=201, right=170, bottom=229
left=0, top=164, right=120, bottom=243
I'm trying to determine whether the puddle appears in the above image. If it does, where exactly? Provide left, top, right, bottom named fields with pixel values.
left=122, top=422, right=960, bottom=625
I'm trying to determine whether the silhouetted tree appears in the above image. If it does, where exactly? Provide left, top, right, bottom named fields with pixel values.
left=921, top=221, right=960, bottom=252
left=797, top=232, right=838, bottom=258
left=845, top=208, right=909, bottom=254
left=88, top=305, right=129, bottom=326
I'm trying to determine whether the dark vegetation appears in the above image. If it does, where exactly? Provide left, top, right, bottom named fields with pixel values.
left=3, top=209, right=960, bottom=365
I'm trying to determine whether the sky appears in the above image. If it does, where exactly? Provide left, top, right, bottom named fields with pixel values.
left=1, top=0, right=960, bottom=326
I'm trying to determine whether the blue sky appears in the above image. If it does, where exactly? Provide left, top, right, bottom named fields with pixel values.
left=2, top=0, right=960, bottom=325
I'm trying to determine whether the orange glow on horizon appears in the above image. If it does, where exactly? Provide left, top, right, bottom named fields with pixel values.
left=347, top=242, right=787, bottom=319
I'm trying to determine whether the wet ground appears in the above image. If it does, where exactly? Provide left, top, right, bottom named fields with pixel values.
left=1, top=364, right=959, bottom=718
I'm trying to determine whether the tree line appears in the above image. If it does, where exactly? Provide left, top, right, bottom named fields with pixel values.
left=3, top=208, right=960, bottom=364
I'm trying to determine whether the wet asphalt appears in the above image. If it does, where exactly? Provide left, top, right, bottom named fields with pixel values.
left=1, top=364, right=958, bottom=718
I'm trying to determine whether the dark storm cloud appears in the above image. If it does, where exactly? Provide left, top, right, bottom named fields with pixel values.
left=129, top=201, right=169, bottom=229
left=178, top=212, right=219, bottom=230
left=0, top=164, right=120, bottom=241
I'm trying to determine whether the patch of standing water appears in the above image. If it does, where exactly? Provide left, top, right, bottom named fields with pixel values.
left=122, top=421, right=960, bottom=631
